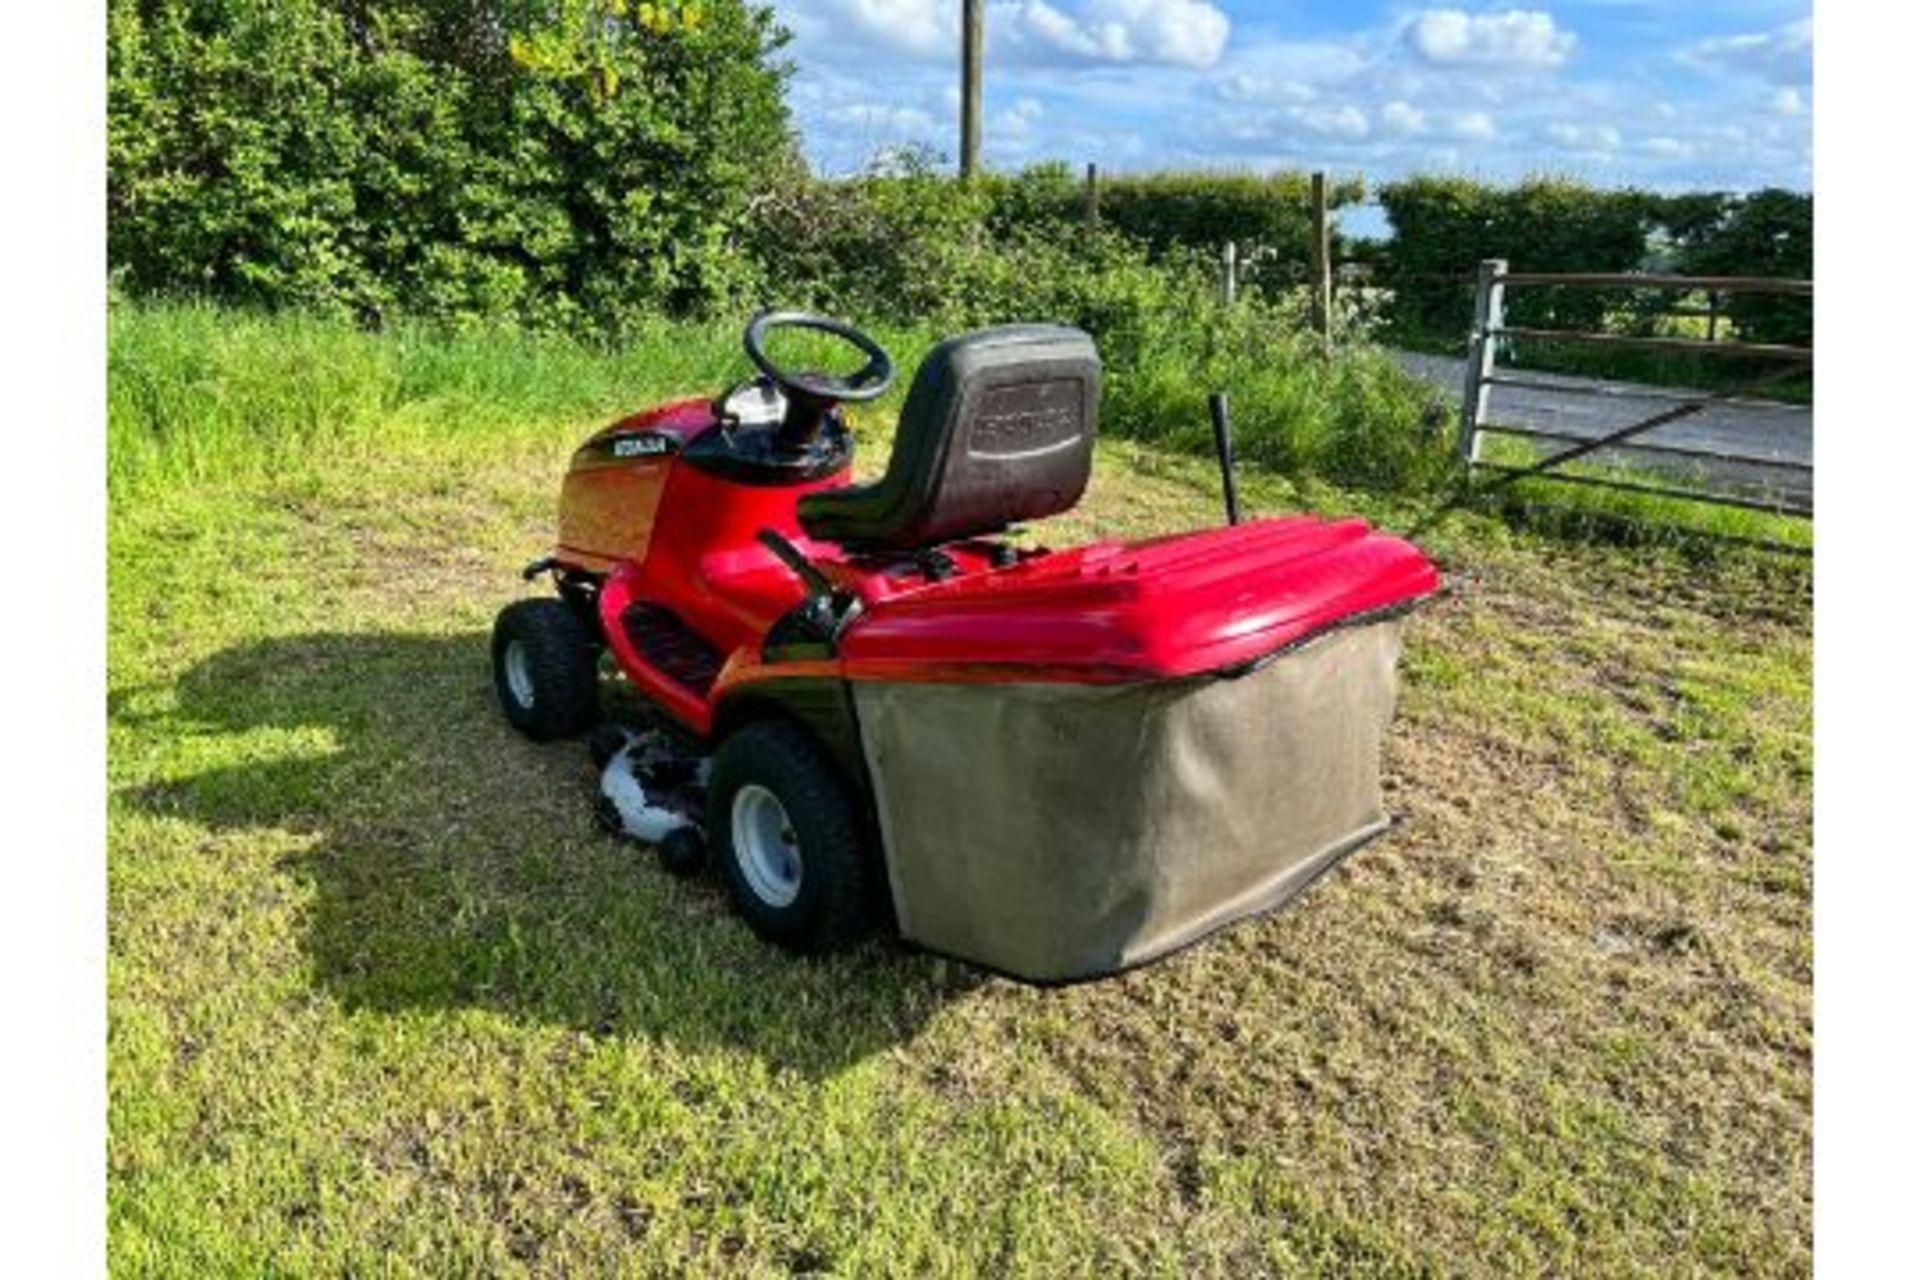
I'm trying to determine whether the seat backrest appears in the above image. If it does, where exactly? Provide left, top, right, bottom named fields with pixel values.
left=796, top=325, right=1100, bottom=552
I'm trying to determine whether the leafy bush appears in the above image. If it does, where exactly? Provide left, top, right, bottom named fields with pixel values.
left=747, top=162, right=1357, bottom=322
left=108, top=0, right=794, bottom=327
left=1376, top=176, right=1652, bottom=338
left=1375, top=176, right=1813, bottom=350
left=743, top=166, right=1000, bottom=322
left=979, top=164, right=1363, bottom=274
left=1664, top=188, right=1812, bottom=347
left=108, top=0, right=1354, bottom=340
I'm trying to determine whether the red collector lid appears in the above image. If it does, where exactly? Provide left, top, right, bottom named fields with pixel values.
left=837, top=515, right=1441, bottom=683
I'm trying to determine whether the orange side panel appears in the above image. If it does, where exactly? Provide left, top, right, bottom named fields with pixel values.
left=556, top=458, right=670, bottom=566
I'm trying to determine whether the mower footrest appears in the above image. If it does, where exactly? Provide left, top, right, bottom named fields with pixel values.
left=621, top=604, right=723, bottom=695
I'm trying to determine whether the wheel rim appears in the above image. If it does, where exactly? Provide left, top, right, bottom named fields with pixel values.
left=732, top=784, right=802, bottom=908
left=503, top=639, right=536, bottom=710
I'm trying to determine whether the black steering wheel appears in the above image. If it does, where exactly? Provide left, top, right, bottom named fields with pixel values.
left=743, top=310, right=895, bottom=449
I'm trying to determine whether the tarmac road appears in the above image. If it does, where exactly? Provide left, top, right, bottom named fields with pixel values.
left=1390, top=350, right=1812, bottom=506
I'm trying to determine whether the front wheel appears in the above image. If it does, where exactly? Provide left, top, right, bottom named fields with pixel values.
left=709, top=720, right=882, bottom=952
left=492, top=598, right=600, bottom=741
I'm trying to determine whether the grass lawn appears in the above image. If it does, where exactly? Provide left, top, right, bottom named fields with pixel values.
left=108, top=311, right=1811, bottom=1276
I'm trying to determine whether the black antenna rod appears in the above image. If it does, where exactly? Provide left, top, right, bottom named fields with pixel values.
left=1208, top=392, right=1243, bottom=526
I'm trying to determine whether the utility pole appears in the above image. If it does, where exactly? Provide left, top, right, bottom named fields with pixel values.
left=960, top=0, right=983, bottom=178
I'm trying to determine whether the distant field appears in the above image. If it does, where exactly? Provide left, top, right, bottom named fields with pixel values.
left=108, top=308, right=1812, bottom=1275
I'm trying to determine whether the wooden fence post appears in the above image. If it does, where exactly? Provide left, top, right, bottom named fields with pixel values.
left=1459, top=258, right=1507, bottom=466
left=959, top=0, right=983, bottom=178
left=1220, top=241, right=1238, bottom=305
left=1309, top=171, right=1331, bottom=350
left=1084, top=162, right=1099, bottom=230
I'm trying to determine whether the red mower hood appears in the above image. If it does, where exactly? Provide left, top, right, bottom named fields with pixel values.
left=838, top=515, right=1440, bottom=683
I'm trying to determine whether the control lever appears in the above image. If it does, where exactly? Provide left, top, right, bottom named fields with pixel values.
left=757, top=528, right=835, bottom=596
left=756, top=528, right=862, bottom=645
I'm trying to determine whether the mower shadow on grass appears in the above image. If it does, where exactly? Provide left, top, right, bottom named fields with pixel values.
left=120, top=630, right=979, bottom=1078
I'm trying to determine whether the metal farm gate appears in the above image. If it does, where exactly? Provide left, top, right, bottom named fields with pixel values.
left=1456, top=258, right=1813, bottom=521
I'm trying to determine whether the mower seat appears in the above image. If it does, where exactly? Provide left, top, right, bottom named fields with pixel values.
left=797, top=325, right=1100, bottom=553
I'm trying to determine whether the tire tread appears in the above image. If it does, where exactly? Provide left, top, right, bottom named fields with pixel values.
left=711, top=720, right=881, bottom=951
left=492, top=598, right=600, bottom=741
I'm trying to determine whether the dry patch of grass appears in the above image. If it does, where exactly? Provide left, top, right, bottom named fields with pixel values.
left=109, top=425, right=1810, bottom=1276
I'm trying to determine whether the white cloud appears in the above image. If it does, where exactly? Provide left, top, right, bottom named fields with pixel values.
left=823, top=102, right=942, bottom=136
left=1006, top=0, right=1231, bottom=69
left=790, top=0, right=1230, bottom=69
left=1215, top=36, right=1372, bottom=93
left=1771, top=85, right=1808, bottom=116
left=1442, top=110, right=1497, bottom=141
left=1644, top=135, right=1693, bottom=159
left=1406, top=9, right=1576, bottom=70
left=1380, top=101, right=1427, bottom=136
left=1679, top=18, right=1811, bottom=85
left=994, top=96, right=1046, bottom=134
left=1231, top=78, right=1315, bottom=104
left=1358, top=105, right=1495, bottom=144
left=1288, top=103, right=1371, bottom=139
left=1547, top=121, right=1621, bottom=152
left=837, top=0, right=948, bottom=58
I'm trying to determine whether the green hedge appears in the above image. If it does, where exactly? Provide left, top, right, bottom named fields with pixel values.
left=978, top=164, right=1363, bottom=271
left=1375, top=176, right=1812, bottom=346
left=742, top=162, right=1358, bottom=330
left=109, top=0, right=794, bottom=328
left=1377, top=177, right=1653, bottom=337
left=106, top=3, right=1354, bottom=335
left=107, top=1, right=1354, bottom=333
left=1660, top=188, right=1812, bottom=347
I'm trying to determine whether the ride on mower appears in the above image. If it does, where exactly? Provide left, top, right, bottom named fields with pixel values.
left=493, top=312, right=1439, bottom=983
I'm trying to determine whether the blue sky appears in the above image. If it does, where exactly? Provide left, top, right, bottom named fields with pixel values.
left=768, top=2, right=1812, bottom=199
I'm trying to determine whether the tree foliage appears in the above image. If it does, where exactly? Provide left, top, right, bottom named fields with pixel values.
left=108, top=0, right=795, bottom=327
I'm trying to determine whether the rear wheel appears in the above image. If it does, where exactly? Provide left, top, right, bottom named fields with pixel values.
left=710, top=720, right=881, bottom=952
left=492, top=598, right=600, bottom=741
